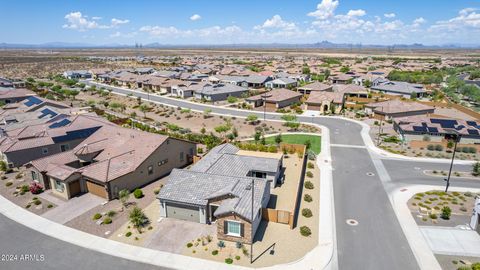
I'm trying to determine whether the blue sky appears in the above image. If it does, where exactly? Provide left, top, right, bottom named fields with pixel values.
left=1, top=0, right=480, bottom=45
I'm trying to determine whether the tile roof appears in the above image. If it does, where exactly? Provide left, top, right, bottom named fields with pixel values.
left=365, top=99, right=434, bottom=114
left=246, top=88, right=302, bottom=103
left=298, top=82, right=332, bottom=92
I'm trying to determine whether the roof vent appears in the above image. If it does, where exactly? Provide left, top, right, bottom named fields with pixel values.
left=245, top=184, right=252, bottom=191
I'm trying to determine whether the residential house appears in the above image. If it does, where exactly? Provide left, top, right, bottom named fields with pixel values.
left=371, top=81, right=426, bottom=98
left=63, top=70, right=92, bottom=80
left=394, top=116, right=480, bottom=145
left=330, top=73, right=353, bottom=84
left=26, top=125, right=196, bottom=200
left=0, top=96, right=71, bottom=117
left=0, top=78, right=14, bottom=88
left=365, top=99, right=435, bottom=120
left=171, top=81, right=210, bottom=98
left=265, top=78, right=297, bottom=89
left=194, top=84, right=249, bottom=102
left=297, top=82, right=333, bottom=95
left=304, top=91, right=344, bottom=114
left=158, top=143, right=283, bottom=244
left=0, top=114, right=107, bottom=168
left=0, top=88, right=36, bottom=104
left=246, top=88, right=302, bottom=109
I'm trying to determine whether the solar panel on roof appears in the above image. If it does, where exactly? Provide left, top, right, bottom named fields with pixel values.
left=427, top=127, right=438, bottom=133
left=38, top=108, right=58, bottom=119
left=48, top=119, right=71, bottom=128
left=413, top=126, right=427, bottom=132
left=455, top=125, right=465, bottom=131
left=468, top=129, right=480, bottom=135
left=24, top=96, right=42, bottom=107
left=467, top=121, right=477, bottom=126
left=430, top=118, right=458, bottom=128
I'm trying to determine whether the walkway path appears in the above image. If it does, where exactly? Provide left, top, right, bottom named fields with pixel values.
left=41, top=193, right=104, bottom=224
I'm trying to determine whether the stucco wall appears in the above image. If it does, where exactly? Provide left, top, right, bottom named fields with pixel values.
left=107, top=138, right=196, bottom=199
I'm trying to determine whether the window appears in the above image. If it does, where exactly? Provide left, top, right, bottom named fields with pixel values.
left=31, top=171, right=38, bottom=181
left=226, top=221, right=241, bottom=237
left=148, top=165, right=153, bottom=175
left=258, top=209, right=261, bottom=219
left=180, top=152, right=184, bottom=162
left=158, top=159, right=168, bottom=166
left=189, top=147, right=194, bottom=156
left=42, top=148, right=49, bottom=155
left=54, top=180, right=64, bottom=193
left=253, top=171, right=267, bottom=179
left=60, top=144, right=70, bottom=152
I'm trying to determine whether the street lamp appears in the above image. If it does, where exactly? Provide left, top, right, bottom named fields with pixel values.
left=444, top=131, right=461, bottom=192
left=262, top=93, right=271, bottom=122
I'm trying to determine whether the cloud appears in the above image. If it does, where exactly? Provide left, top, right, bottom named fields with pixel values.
left=307, top=0, right=339, bottom=20
left=384, top=13, right=396, bottom=18
left=412, top=17, right=426, bottom=27
left=62, top=11, right=129, bottom=31
left=431, top=8, right=480, bottom=31
left=190, top=14, right=202, bottom=21
left=63, top=12, right=100, bottom=31
left=111, top=18, right=130, bottom=26
left=109, top=31, right=137, bottom=38
left=347, top=9, right=366, bottom=17
left=254, top=15, right=297, bottom=31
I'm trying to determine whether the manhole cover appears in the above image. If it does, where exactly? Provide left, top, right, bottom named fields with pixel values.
left=366, top=172, right=375, bottom=176
left=346, top=219, right=359, bottom=226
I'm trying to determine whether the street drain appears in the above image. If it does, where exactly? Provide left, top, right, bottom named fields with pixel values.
left=366, top=172, right=375, bottom=176
left=346, top=219, right=359, bottom=226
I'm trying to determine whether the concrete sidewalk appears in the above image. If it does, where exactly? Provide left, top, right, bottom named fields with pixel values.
left=420, top=226, right=480, bottom=257
left=390, top=185, right=480, bottom=270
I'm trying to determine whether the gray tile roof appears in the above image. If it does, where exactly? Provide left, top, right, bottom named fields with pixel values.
left=159, top=169, right=267, bottom=222
left=372, top=81, right=426, bottom=94
left=195, top=83, right=248, bottom=96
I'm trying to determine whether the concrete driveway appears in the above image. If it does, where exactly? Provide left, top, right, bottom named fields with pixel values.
left=420, top=226, right=480, bottom=257
left=144, top=218, right=215, bottom=254
left=41, top=193, right=105, bottom=224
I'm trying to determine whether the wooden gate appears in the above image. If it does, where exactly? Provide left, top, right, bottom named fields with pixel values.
left=262, top=208, right=293, bottom=227
left=277, top=210, right=290, bottom=224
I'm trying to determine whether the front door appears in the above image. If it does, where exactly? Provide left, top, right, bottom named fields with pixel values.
left=210, top=205, right=219, bottom=222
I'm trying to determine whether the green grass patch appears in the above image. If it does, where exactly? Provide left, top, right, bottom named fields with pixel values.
left=263, top=134, right=321, bottom=154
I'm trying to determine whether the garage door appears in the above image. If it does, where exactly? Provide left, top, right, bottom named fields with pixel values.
left=86, top=180, right=108, bottom=199
left=265, top=102, right=277, bottom=110
left=69, top=181, right=81, bottom=197
left=166, top=203, right=200, bottom=222
left=307, top=104, right=321, bottom=111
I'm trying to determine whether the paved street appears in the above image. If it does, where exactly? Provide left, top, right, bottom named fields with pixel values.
left=1, top=81, right=476, bottom=270
left=85, top=82, right=423, bottom=269
left=0, top=215, right=165, bottom=270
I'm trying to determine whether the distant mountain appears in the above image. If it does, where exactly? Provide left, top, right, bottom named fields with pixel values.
left=0, top=41, right=479, bottom=49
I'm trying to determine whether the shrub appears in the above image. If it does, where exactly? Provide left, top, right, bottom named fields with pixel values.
left=187, top=242, right=193, bottom=248
left=427, top=144, right=435, bottom=151
left=153, top=189, right=160, bottom=195
left=300, top=226, right=312, bottom=236
left=47, top=204, right=53, bottom=209
left=304, top=194, right=313, bottom=202
left=307, top=162, right=314, bottom=169
left=125, top=232, right=132, bottom=237
left=102, top=217, right=112, bottom=224
left=440, top=206, right=451, bottom=220
left=15, top=173, right=23, bottom=179
left=5, top=181, right=13, bottom=187
left=435, top=145, right=444, bottom=151
left=212, top=250, right=219, bottom=256
left=459, top=206, right=467, bottom=212
left=33, top=199, right=41, bottom=205
left=0, top=161, right=7, bottom=171
left=107, top=210, right=116, bottom=217
left=429, top=213, right=437, bottom=219
left=20, top=185, right=29, bottom=193
left=302, top=208, right=313, bottom=218
left=304, top=181, right=314, bottom=189
left=217, top=241, right=225, bottom=248
left=225, top=258, right=233, bottom=264
left=93, top=213, right=102, bottom=220
left=242, top=247, right=249, bottom=256
left=235, top=255, right=241, bottom=260
left=133, top=189, right=143, bottom=199
left=29, top=182, right=44, bottom=194
left=306, top=171, right=313, bottom=178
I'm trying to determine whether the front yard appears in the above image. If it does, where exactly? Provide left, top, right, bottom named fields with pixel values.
left=0, top=169, right=56, bottom=215
left=180, top=153, right=320, bottom=267
left=262, top=134, right=321, bottom=154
